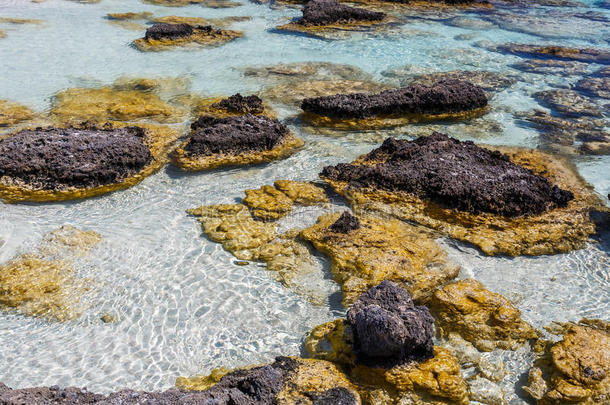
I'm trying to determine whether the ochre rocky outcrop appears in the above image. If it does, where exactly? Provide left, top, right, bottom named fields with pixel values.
left=0, top=100, right=34, bottom=127
left=320, top=133, right=607, bottom=256
left=300, top=211, right=459, bottom=306
left=523, top=320, right=609, bottom=404
left=133, top=23, right=243, bottom=51
left=300, top=80, right=488, bottom=130
left=429, top=279, right=538, bottom=351
left=173, top=114, right=303, bottom=171
left=0, top=123, right=178, bottom=202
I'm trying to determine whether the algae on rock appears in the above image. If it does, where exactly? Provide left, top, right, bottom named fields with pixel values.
left=0, top=100, right=34, bottom=127
left=429, top=279, right=538, bottom=351
left=0, top=225, right=101, bottom=321
left=300, top=212, right=459, bottom=306
left=523, top=320, right=609, bottom=404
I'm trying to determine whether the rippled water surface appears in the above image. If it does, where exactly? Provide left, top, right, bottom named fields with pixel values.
left=0, top=0, right=609, bottom=402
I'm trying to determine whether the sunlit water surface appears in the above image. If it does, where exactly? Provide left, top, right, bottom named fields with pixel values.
left=0, top=0, right=608, bottom=403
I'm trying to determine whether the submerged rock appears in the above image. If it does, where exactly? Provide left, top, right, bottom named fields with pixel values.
left=494, top=44, right=610, bottom=64
left=511, top=59, right=588, bottom=76
left=302, top=79, right=487, bottom=119
left=50, top=85, right=187, bottom=124
left=0, top=100, right=34, bottom=127
left=106, top=12, right=153, bottom=20
left=0, top=225, right=101, bottom=321
left=403, top=70, right=515, bottom=94
left=173, top=114, right=303, bottom=170
left=320, top=134, right=606, bottom=256
left=346, top=281, right=435, bottom=368
left=242, top=62, right=373, bottom=83
left=322, top=133, right=573, bottom=217
left=429, top=279, right=538, bottom=351
left=534, top=89, right=603, bottom=118
left=576, top=76, right=610, bottom=99
left=133, top=23, right=243, bottom=51
left=150, top=15, right=251, bottom=28
left=523, top=320, right=609, bottom=404
left=301, top=212, right=459, bottom=305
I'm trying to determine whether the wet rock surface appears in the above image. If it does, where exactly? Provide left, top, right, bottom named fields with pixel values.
left=523, top=320, right=609, bottom=404
left=299, top=0, right=385, bottom=25
left=346, top=281, right=435, bottom=368
left=511, top=59, right=588, bottom=76
left=329, top=211, right=360, bottom=233
left=429, top=279, right=538, bottom=351
left=403, top=70, right=515, bottom=94
left=301, top=79, right=487, bottom=119
left=494, top=44, right=610, bottom=64
left=211, top=93, right=264, bottom=114
left=144, top=22, right=193, bottom=40
left=301, top=212, right=459, bottom=305
left=321, top=133, right=573, bottom=217
left=0, top=100, right=34, bottom=127
left=576, top=76, right=610, bottom=99
left=185, top=114, right=290, bottom=157
left=0, top=126, right=152, bottom=190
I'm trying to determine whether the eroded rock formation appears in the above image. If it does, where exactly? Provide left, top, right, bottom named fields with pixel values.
left=173, top=114, right=303, bottom=170
left=134, top=23, right=243, bottom=51
left=299, top=0, right=385, bottom=25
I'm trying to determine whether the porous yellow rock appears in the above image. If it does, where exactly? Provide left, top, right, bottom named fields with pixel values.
left=243, top=185, right=295, bottom=220
left=50, top=87, right=187, bottom=124
left=275, top=16, right=399, bottom=41
left=305, top=319, right=469, bottom=404
left=0, top=123, right=180, bottom=202
left=429, top=279, right=538, bottom=351
left=273, top=180, right=329, bottom=206
left=150, top=15, right=251, bottom=28
left=0, top=17, right=44, bottom=25
left=133, top=27, right=243, bottom=52
left=523, top=320, right=609, bottom=404
left=106, top=12, right=153, bottom=20
left=322, top=146, right=607, bottom=256
left=0, top=100, right=34, bottom=127
left=176, top=367, right=230, bottom=391
left=262, top=80, right=388, bottom=107
left=0, top=226, right=101, bottom=321
left=172, top=132, right=304, bottom=171
left=300, top=212, right=459, bottom=306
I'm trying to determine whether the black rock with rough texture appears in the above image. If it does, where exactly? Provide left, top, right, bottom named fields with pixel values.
left=0, top=126, right=152, bottom=190
left=0, top=357, right=298, bottom=405
left=307, top=387, right=358, bottom=405
left=329, top=211, right=361, bottom=233
left=186, top=114, right=290, bottom=156
left=300, top=0, right=385, bottom=26
left=346, top=281, right=435, bottom=368
left=301, top=79, right=487, bottom=119
left=145, top=23, right=193, bottom=40
left=212, top=93, right=265, bottom=114
left=321, top=133, right=574, bottom=217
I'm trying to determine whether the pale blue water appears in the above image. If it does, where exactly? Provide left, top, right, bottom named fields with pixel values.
left=0, top=0, right=608, bottom=402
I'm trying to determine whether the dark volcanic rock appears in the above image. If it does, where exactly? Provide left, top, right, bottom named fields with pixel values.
left=346, top=280, right=435, bottom=368
left=0, top=126, right=152, bottom=190
left=300, top=0, right=385, bottom=26
left=145, top=23, right=194, bottom=40
left=186, top=114, right=290, bottom=156
left=307, top=387, right=358, bottom=405
left=329, top=211, right=361, bottom=233
left=212, top=93, right=265, bottom=114
left=0, top=357, right=298, bottom=405
left=301, top=79, right=487, bottom=119
left=321, top=133, right=574, bottom=217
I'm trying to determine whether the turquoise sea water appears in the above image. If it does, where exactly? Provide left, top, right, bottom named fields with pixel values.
left=0, top=0, right=608, bottom=402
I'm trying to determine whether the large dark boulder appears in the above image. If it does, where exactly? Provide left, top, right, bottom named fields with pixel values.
left=145, top=23, right=194, bottom=40
left=301, top=79, right=487, bottom=119
left=0, top=126, right=152, bottom=190
left=186, top=114, right=290, bottom=156
left=321, top=133, right=574, bottom=217
left=212, top=93, right=265, bottom=114
left=300, top=0, right=386, bottom=26
left=346, top=280, right=435, bottom=368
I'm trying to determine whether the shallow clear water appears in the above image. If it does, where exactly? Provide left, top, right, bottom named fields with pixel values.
left=0, top=0, right=609, bottom=402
